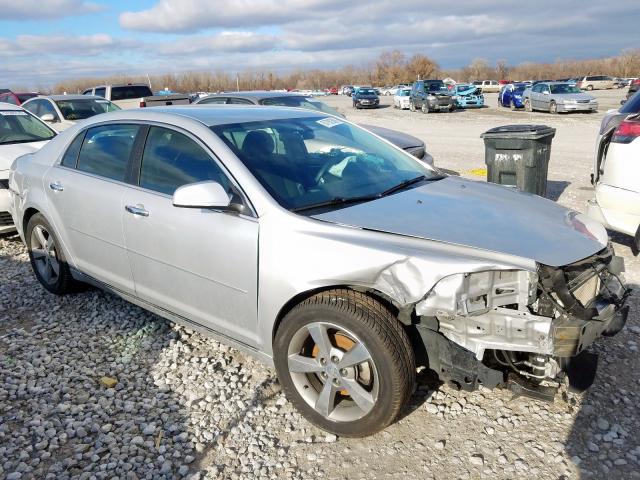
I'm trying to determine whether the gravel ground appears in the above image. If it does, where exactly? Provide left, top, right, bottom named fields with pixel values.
left=2, top=88, right=640, bottom=479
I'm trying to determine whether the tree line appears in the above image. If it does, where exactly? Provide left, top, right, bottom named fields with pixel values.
left=47, top=48, right=640, bottom=94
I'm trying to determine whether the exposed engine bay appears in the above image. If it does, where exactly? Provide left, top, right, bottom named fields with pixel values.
left=413, top=245, right=630, bottom=400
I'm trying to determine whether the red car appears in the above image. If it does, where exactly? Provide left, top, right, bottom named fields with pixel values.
left=0, top=91, right=40, bottom=106
left=326, top=87, right=338, bottom=95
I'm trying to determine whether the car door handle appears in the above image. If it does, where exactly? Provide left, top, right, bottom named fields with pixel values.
left=125, top=204, right=149, bottom=217
left=49, top=181, right=63, bottom=192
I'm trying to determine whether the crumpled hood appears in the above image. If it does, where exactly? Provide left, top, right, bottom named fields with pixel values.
left=457, top=87, right=480, bottom=96
left=0, top=141, right=48, bottom=171
left=312, top=176, right=608, bottom=267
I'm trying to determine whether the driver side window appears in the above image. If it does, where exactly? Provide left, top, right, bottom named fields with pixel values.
left=139, top=126, right=230, bottom=196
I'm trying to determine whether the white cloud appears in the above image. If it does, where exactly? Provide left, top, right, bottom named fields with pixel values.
left=0, top=0, right=104, bottom=19
left=159, top=31, right=279, bottom=55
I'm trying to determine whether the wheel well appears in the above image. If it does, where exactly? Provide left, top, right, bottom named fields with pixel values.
left=271, top=285, right=400, bottom=341
left=22, top=208, right=39, bottom=237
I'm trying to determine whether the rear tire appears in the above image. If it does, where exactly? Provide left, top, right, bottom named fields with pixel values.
left=586, top=85, right=593, bottom=91
left=510, top=100, right=516, bottom=111
left=409, top=101, right=415, bottom=112
left=273, top=289, right=415, bottom=437
left=26, top=213, right=77, bottom=295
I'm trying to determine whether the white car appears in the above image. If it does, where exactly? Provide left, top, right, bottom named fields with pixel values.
left=22, top=95, right=120, bottom=132
left=0, top=103, right=56, bottom=233
left=393, top=88, right=412, bottom=109
left=588, top=108, right=640, bottom=251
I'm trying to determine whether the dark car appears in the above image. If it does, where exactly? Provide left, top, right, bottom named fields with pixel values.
left=409, top=80, right=455, bottom=113
left=352, top=88, right=380, bottom=109
left=498, top=83, right=528, bottom=109
left=627, top=79, right=640, bottom=100
left=193, top=91, right=433, bottom=164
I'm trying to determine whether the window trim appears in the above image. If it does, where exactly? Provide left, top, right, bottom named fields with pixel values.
left=130, top=123, right=256, bottom=217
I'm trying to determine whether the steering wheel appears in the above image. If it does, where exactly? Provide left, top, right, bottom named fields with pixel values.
left=313, top=149, right=358, bottom=183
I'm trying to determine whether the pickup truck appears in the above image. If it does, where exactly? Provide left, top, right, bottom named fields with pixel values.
left=81, top=84, right=190, bottom=109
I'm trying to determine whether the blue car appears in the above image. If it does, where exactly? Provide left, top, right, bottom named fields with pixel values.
left=498, top=83, right=528, bottom=109
left=452, top=84, right=484, bottom=108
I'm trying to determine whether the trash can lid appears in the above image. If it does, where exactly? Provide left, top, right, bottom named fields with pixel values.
left=481, top=124, right=556, bottom=139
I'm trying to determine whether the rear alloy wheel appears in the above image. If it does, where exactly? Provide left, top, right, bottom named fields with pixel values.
left=27, top=213, right=76, bottom=294
left=525, top=99, right=533, bottom=112
left=586, top=85, right=594, bottom=91
left=510, top=100, right=516, bottom=111
left=549, top=101, right=558, bottom=114
left=274, top=289, right=415, bottom=437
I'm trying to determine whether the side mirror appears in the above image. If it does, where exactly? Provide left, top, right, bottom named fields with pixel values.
left=543, top=91, right=550, bottom=95
left=40, top=113, right=56, bottom=122
left=173, top=181, right=242, bottom=212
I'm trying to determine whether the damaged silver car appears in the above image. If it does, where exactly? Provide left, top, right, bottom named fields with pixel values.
left=8, top=106, right=630, bottom=437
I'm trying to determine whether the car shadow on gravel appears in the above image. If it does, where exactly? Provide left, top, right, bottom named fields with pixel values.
left=563, top=282, right=640, bottom=478
left=0, top=236, right=207, bottom=479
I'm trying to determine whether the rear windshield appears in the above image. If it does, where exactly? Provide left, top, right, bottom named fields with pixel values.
left=621, top=90, right=640, bottom=114
left=55, top=98, right=121, bottom=120
left=111, top=85, right=153, bottom=101
left=17, top=93, right=38, bottom=103
left=0, top=110, right=56, bottom=145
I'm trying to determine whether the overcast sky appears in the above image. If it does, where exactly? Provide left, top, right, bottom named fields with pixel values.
left=0, top=0, right=638, bottom=88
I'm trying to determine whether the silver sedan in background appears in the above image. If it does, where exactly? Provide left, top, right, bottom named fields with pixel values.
left=524, top=82, right=598, bottom=113
left=8, top=106, right=629, bottom=436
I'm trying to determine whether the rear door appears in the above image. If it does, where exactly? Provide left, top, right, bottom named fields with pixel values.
left=43, top=123, right=142, bottom=292
left=121, top=125, right=260, bottom=345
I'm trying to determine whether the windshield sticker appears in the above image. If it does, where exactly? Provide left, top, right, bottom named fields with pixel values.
left=0, top=111, right=28, bottom=116
left=316, top=117, right=343, bottom=128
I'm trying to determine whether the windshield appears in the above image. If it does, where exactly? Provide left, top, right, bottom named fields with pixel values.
left=55, top=98, right=120, bottom=120
left=261, top=96, right=342, bottom=117
left=549, top=84, right=582, bottom=94
left=210, top=116, right=439, bottom=212
left=356, top=89, right=376, bottom=95
left=397, top=89, right=411, bottom=96
left=426, top=82, right=447, bottom=92
left=0, top=110, right=56, bottom=145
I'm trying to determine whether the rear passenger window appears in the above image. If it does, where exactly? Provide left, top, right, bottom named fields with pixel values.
left=228, top=98, right=254, bottom=104
left=94, top=87, right=106, bottom=98
left=61, top=132, right=85, bottom=168
left=139, top=126, right=229, bottom=196
left=77, top=124, right=140, bottom=181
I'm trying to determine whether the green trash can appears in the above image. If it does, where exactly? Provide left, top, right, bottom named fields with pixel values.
left=480, top=124, right=556, bottom=197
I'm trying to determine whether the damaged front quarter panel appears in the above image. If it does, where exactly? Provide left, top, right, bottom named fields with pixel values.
left=415, top=269, right=554, bottom=359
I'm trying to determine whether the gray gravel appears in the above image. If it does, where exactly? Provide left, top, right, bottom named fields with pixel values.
left=2, top=90, right=640, bottom=479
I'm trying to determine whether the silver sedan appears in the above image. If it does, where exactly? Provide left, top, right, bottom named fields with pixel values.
left=8, top=106, right=629, bottom=436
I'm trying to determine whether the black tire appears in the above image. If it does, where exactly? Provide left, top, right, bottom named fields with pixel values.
left=421, top=102, right=429, bottom=114
left=549, top=101, right=557, bottom=114
left=525, top=99, right=533, bottom=112
left=26, top=213, right=76, bottom=295
left=409, top=101, right=415, bottom=112
left=274, top=289, right=415, bottom=437
left=586, top=85, right=593, bottom=91
left=510, top=100, right=516, bottom=111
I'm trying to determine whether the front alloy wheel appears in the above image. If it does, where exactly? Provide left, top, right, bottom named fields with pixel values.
left=274, top=289, right=415, bottom=437
left=549, top=101, right=558, bottom=114
left=409, top=101, right=415, bottom=112
left=421, top=102, right=429, bottom=114
left=525, top=99, right=532, bottom=112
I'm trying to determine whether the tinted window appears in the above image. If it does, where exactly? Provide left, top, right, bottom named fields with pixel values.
left=111, top=86, right=153, bottom=101
left=61, top=132, right=85, bottom=168
left=56, top=98, right=120, bottom=120
left=94, top=87, right=106, bottom=98
left=17, top=93, right=38, bottom=103
left=22, top=100, right=40, bottom=116
left=199, top=97, right=228, bottom=104
left=77, top=124, right=139, bottom=181
left=228, top=98, right=254, bottom=105
left=1, top=93, right=19, bottom=105
left=139, top=126, right=229, bottom=195
left=620, top=90, right=640, bottom=114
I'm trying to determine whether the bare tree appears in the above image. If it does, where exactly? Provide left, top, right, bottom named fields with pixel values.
left=406, top=54, right=439, bottom=81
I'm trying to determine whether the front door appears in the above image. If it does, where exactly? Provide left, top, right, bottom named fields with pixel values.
left=121, top=125, right=260, bottom=346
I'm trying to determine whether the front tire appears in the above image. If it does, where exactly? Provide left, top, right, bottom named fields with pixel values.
left=586, top=85, right=593, bottom=91
left=26, top=213, right=76, bottom=295
left=549, top=101, right=557, bottom=114
left=274, top=289, right=415, bottom=437
left=409, top=101, right=415, bottom=112
left=421, top=102, right=429, bottom=114
left=510, top=100, right=516, bottom=111
left=525, top=99, right=533, bottom=112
